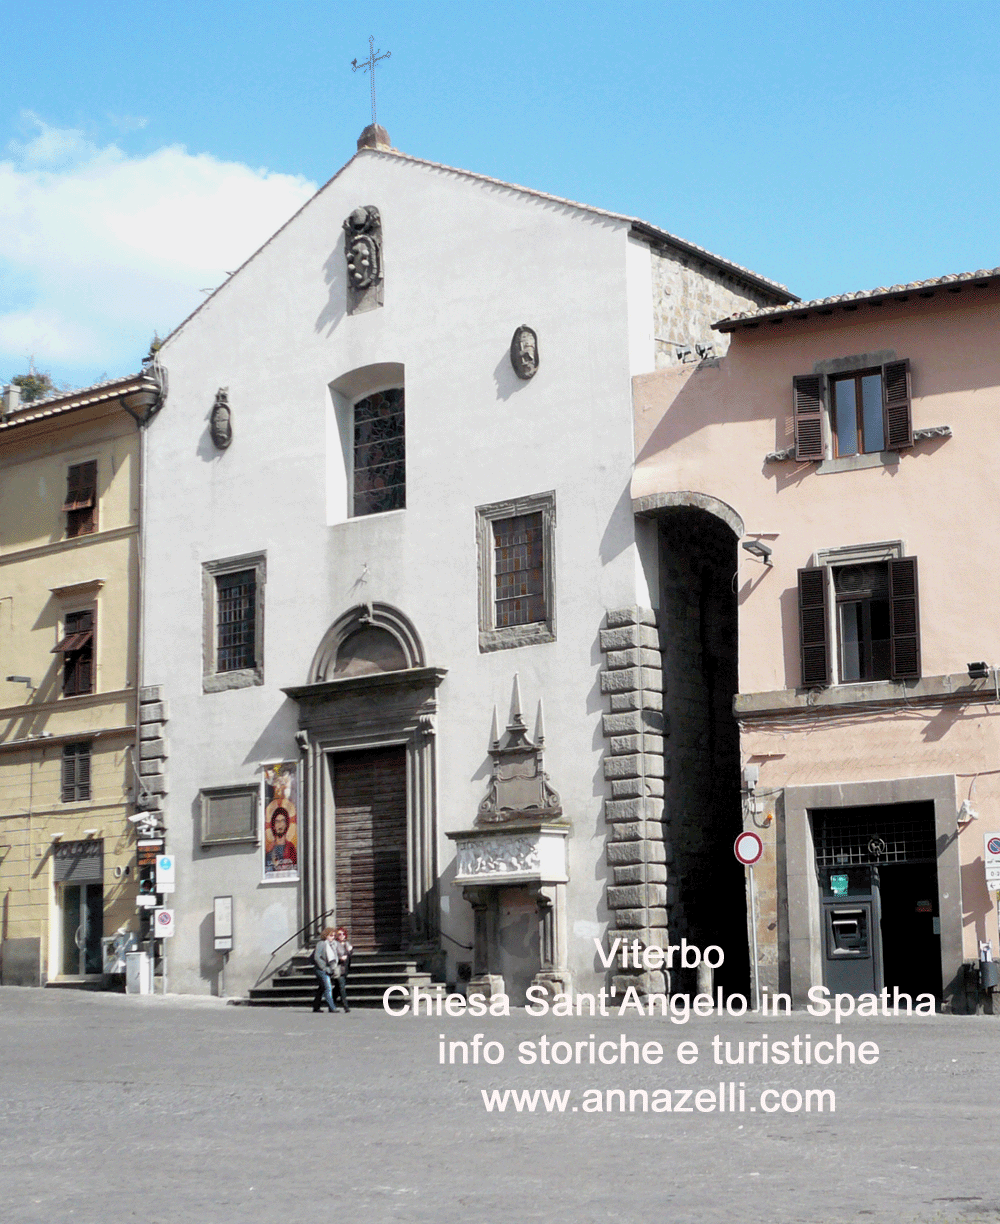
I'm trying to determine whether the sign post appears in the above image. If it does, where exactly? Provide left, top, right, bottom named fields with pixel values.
left=214, top=896, right=234, bottom=998
left=734, top=831, right=764, bottom=1012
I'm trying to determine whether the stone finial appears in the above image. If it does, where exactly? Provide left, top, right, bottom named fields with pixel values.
left=357, top=123, right=391, bottom=151
left=534, top=700, right=545, bottom=747
left=509, top=674, right=524, bottom=728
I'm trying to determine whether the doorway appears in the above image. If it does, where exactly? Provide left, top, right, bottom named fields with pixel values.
left=330, top=746, right=408, bottom=951
left=60, top=883, right=103, bottom=976
left=814, top=801, right=941, bottom=998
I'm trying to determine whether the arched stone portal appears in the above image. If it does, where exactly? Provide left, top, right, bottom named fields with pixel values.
left=283, top=604, right=445, bottom=955
left=631, top=495, right=750, bottom=996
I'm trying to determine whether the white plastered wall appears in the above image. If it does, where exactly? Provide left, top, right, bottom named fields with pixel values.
left=143, top=150, right=643, bottom=996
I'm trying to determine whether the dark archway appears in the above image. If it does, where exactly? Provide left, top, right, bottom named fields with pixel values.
left=658, top=505, right=749, bottom=995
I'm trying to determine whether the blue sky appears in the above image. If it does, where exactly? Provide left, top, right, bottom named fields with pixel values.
left=3, top=0, right=999, bottom=388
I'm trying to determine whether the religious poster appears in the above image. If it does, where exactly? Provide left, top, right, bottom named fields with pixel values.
left=261, top=762, right=299, bottom=883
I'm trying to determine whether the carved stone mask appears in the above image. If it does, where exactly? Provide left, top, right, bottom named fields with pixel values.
left=510, top=325, right=539, bottom=380
left=210, top=388, right=232, bottom=449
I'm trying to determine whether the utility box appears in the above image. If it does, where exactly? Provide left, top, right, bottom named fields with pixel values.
left=125, top=950, right=152, bottom=995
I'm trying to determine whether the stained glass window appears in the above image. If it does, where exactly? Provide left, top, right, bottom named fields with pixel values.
left=353, top=388, right=405, bottom=516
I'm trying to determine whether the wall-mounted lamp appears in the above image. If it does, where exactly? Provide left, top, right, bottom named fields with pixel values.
left=50, top=832, right=64, bottom=842
left=6, top=675, right=33, bottom=688
left=966, top=662, right=999, bottom=702
left=957, top=800, right=979, bottom=826
left=741, top=540, right=773, bottom=566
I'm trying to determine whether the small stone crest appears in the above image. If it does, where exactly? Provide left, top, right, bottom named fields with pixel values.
left=510, top=325, right=539, bottom=380
left=209, top=388, right=232, bottom=450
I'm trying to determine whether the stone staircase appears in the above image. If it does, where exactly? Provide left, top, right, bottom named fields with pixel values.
left=242, top=950, right=444, bottom=1009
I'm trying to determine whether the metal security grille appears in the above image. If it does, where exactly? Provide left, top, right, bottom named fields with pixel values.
left=353, top=388, right=405, bottom=516
left=814, top=803, right=936, bottom=867
left=494, top=511, right=544, bottom=626
left=216, top=570, right=256, bottom=671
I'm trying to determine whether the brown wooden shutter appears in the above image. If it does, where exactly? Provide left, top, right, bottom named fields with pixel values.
left=792, top=375, right=824, bottom=461
left=882, top=360, right=913, bottom=450
left=798, top=566, right=829, bottom=687
left=889, top=556, right=920, bottom=679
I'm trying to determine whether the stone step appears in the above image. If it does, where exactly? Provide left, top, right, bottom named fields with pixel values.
left=243, top=948, right=445, bottom=1009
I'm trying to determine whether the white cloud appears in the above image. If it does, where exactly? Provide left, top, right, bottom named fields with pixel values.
left=0, top=114, right=317, bottom=383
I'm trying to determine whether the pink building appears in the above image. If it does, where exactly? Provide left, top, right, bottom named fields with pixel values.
left=632, top=268, right=1000, bottom=1009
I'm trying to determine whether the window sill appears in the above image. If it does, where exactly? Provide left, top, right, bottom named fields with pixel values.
left=479, top=623, right=556, bottom=653
left=816, top=451, right=898, bottom=475
left=735, top=671, right=991, bottom=720
left=203, top=667, right=263, bottom=694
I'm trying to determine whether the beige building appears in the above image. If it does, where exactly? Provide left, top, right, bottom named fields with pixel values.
left=0, top=371, right=161, bottom=985
left=632, top=266, right=1000, bottom=1010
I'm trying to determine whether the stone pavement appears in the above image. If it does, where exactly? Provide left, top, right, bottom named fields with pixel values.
left=1, top=986, right=998, bottom=1224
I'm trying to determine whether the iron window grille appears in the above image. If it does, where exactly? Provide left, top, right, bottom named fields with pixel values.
left=476, top=492, right=556, bottom=653
left=352, top=388, right=405, bottom=516
left=216, top=570, right=256, bottom=672
left=202, top=553, right=266, bottom=692
left=813, top=806, right=937, bottom=867
left=61, top=742, right=92, bottom=803
left=493, top=512, right=545, bottom=627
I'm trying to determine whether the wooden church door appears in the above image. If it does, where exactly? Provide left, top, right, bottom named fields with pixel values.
left=331, top=746, right=408, bottom=950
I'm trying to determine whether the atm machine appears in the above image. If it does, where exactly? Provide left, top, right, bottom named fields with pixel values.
left=820, top=864, right=883, bottom=996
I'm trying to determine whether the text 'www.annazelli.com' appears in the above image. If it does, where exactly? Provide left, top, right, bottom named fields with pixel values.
left=480, top=1083, right=835, bottom=1114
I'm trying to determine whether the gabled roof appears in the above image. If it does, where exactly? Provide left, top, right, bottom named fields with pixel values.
left=379, top=148, right=797, bottom=302
left=164, top=143, right=797, bottom=347
left=0, top=372, right=152, bottom=432
left=714, top=265, right=1000, bottom=332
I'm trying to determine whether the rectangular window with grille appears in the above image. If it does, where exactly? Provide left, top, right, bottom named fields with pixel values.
left=476, top=492, right=556, bottom=652
left=493, top=512, right=545, bottom=627
left=63, top=461, right=97, bottom=537
left=202, top=554, right=265, bottom=692
left=61, top=742, right=92, bottom=803
left=352, top=388, right=405, bottom=516
left=216, top=570, right=256, bottom=672
left=55, top=608, right=95, bottom=696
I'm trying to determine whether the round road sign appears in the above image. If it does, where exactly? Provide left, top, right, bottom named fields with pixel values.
left=734, top=831, right=763, bottom=866
left=987, top=837, right=1000, bottom=857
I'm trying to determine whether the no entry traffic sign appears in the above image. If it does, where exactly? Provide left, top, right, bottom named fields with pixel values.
left=734, top=831, right=763, bottom=867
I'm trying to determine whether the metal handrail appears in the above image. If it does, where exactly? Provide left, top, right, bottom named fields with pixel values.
left=252, top=907, right=338, bottom=990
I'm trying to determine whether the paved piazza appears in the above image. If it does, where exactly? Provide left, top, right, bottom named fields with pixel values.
left=1, top=986, right=998, bottom=1224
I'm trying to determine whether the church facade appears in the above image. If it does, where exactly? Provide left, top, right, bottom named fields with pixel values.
left=140, top=126, right=793, bottom=999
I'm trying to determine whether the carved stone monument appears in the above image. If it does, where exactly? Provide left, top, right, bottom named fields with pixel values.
left=510, top=325, right=539, bottom=380
left=448, top=676, right=571, bottom=1001
left=209, top=388, right=232, bottom=450
left=343, top=205, right=384, bottom=313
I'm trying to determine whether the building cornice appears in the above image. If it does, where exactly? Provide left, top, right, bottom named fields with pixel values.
left=735, top=672, right=998, bottom=721
left=0, top=523, right=138, bottom=568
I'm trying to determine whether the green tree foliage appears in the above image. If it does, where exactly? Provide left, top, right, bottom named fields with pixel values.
left=11, top=371, right=58, bottom=403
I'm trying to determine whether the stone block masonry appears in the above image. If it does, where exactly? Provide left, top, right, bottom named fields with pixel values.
left=598, top=606, right=671, bottom=995
left=137, top=686, right=168, bottom=810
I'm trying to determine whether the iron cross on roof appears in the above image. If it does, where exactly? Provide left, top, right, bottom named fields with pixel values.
left=351, top=36, right=391, bottom=126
